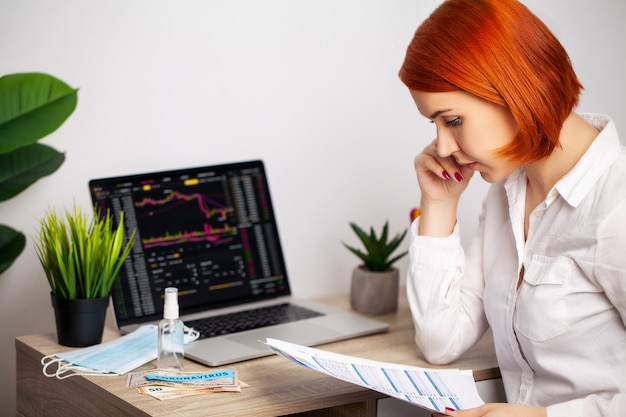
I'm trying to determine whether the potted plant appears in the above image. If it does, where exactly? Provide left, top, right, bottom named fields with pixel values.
left=0, top=72, right=78, bottom=275
left=343, top=221, right=408, bottom=314
left=34, top=204, right=135, bottom=347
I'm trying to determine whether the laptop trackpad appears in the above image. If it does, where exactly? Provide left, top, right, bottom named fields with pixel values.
left=228, top=322, right=342, bottom=349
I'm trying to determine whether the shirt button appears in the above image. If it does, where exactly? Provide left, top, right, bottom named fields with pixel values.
left=520, top=389, right=527, bottom=402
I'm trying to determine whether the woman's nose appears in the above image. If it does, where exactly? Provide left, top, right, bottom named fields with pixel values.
left=436, top=129, right=460, bottom=158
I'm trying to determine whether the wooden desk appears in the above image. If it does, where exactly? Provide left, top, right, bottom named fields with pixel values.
left=16, top=290, right=499, bottom=417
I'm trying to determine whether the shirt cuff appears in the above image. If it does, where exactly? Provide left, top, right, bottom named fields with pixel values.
left=409, top=217, right=463, bottom=269
left=546, top=400, right=583, bottom=417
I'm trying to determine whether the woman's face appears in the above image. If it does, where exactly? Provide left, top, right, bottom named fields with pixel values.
left=410, top=89, right=520, bottom=183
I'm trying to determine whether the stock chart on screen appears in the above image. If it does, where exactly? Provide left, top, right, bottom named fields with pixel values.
left=89, top=161, right=289, bottom=324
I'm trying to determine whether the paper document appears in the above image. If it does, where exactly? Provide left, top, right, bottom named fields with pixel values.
left=265, top=338, right=484, bottom=413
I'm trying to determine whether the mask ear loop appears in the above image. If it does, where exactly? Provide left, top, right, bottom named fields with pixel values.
left=184, top=325, right=200, bottom=343
left=41, top=353, right=119, bottom=379
left=41, top=354, right=67, bottom=378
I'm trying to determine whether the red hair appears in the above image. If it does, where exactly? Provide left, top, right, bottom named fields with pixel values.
left=399, top=0, right=583, bottom=163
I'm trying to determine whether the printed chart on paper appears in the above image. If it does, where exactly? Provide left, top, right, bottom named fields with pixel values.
left=265, top=338, right=484, bottom=413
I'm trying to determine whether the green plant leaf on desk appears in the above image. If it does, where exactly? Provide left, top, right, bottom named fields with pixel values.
left=343, top=221, right=408, bottom=272
left=0, top=72, right=78, bottom=154
left=0, top=72, right=78, bottom=274
left=0, top=225, right=26, bottom=274
left=0, top=143, right=65, bottom=201
left=35, top=205, right=135, bottom=299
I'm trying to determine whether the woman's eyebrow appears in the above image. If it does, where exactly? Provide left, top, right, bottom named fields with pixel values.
left=429, top=109, right=452, bottom=119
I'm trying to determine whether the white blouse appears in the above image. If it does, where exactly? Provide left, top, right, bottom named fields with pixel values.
left=406, top=114, right=626, bottom=417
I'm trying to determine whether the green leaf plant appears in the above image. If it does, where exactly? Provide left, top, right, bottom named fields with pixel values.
left=0, top=72, right=78, bottom=274
left=34, top=205, right=136, bottom=300
left=343, top=221, right=408, bottom=272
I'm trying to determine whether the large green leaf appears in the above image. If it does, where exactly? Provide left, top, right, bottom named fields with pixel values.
left=0, top=225, right=26, bottom=274
left=0, top=72, right=76, bottom=276
left=0, top=72, right=78, bottom=154
left=0, top=143, right=65, bottom=201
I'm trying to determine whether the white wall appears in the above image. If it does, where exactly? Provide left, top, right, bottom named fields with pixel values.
left=1, top=0, right=624, bottom=414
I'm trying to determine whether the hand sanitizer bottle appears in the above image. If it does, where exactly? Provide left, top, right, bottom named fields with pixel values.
left=158, top=287, right=184, bottom=371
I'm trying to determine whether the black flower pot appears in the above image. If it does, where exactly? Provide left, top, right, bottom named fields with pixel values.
left=51, top=293, right=109, bottom=347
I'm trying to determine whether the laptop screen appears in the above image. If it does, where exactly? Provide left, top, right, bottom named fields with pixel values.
left=89, top=160, right=291, bottom=326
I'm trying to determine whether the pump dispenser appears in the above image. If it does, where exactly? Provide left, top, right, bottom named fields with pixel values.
left=157, top=287, right=185, bottom=370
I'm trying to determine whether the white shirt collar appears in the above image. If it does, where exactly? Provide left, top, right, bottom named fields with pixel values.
left=504, top=113, right=622, bottom=208
left=556, top=114, right=620, bottom=207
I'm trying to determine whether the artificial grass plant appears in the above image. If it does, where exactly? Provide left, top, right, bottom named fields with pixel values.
left=34, top=205, right=135, bottom=299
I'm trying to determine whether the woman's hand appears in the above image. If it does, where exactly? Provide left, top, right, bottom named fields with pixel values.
left=433, top=403, right=547, bottom=417
left=414, top=139, right=474, bottom=204
left=414, top=139, right=474, bottom=237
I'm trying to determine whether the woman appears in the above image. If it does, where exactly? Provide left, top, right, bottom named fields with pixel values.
left=399, top=1, right=626, bottom=416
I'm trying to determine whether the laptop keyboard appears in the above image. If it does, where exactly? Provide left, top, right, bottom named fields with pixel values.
left=186, top=303, right=324, bottom=339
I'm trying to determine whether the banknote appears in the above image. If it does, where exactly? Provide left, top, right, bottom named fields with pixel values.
left=137, top=383, right=246, bottom=401
left=126, top=368, right=237, bottom=389
left=128, top=368, right=249, bottom=401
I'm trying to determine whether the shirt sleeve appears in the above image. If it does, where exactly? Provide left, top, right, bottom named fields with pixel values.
left=547, top=393, right=626, bottom=417
left=594, top=197, right=626, bottom=325
left=406, top=212, right=489, bottom=365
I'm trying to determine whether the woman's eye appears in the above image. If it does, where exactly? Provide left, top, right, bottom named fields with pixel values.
left=445, top=117, right=461, bottom=127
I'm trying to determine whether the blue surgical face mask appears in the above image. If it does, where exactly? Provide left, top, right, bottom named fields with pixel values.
left=41, top=325, right=199, bottom=379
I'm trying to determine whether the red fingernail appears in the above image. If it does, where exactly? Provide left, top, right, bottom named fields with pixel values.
left=445, top=407, right=456, bottom=413
left=442, top=171, right=451, bottom=180
left=454, top=172, right=464, bottom=182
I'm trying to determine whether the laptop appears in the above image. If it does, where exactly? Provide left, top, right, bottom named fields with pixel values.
left=89, top=160, right=389, bottom=366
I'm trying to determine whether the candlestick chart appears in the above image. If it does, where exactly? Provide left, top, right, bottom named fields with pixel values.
left=134, top=189, right=236, bottom=250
